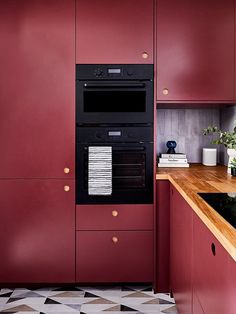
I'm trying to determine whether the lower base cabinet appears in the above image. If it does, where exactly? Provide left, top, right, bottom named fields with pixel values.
left=76, top=231, right=153, bottom=282
left=0, top=179, right=75, bottom=283
left=170, top=185, right=193, bottom=314
left=193, top=214, right=235, bottom=314
left=168, top=182, right=236, bottom=314
left=76, top=231, right=153, bottom=283
left=76, top=204, right=154, bottom=283
left=156, top=180, right=170, bottom=292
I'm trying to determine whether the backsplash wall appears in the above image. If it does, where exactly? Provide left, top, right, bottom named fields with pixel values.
left=156, top=108, right=220, bottom=163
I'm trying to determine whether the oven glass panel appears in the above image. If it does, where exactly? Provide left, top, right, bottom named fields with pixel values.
left=83, top=149, right=146, bottom=191
left=113, top=151, right=146, bottom=190
left=84, top=91, right=146, bottom=112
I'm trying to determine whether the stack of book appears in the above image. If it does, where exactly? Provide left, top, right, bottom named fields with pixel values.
left=158, top=153, right=189, bottom=167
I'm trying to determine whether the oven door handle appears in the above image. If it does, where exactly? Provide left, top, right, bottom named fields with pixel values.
left=83, top=83, right=146, bottom=88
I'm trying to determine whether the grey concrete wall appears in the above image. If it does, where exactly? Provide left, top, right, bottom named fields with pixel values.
left=156, top=108, right=220, bottom=163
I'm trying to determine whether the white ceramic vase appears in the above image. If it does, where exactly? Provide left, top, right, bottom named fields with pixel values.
left=227, top=148, right=236, bottom=174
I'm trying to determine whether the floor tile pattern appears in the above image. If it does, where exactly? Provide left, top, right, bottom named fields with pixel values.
left=0, top=285, right=177, bottom=314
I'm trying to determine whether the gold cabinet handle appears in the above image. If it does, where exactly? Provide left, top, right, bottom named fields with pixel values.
left=142, top=52, right=149, bottom=59
left=64, top=185, right=70, bottom=192
left=163, top=88, right=169, bottom=95
left=112, top=236, right=118, bottom=243
left=112, top=210, right=118, bottom=217
left=64, top=167, right=70, bottom=174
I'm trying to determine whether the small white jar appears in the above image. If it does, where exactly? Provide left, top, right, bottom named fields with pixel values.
left=202, top=148, right=217, bottom=166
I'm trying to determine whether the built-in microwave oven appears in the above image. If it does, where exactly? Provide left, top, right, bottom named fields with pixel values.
left=76, top=64, right=154, bottom=125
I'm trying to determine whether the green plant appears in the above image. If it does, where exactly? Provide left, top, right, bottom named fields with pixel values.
left=230, top=157, right=236, bottom=168
left=203, top=125, right=236, bottom=149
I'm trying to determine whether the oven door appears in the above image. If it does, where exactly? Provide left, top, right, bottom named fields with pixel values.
left=76, top=80, right=153, bottom=125
left=76, top=142, right=153, bottom=204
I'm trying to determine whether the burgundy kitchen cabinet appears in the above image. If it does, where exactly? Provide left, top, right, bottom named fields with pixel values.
left=156, top=180, right=170, bottom=292
left=156, top=0, right=235, bottom=102
left=76, top=0, right=154, bottom=64
left=193, top=213, right=236, bottom=314
left=76, top=204, right=153, bottom=230
left=228, top=256, right=236, bottom=312
left=0, top=0, right=75, bottom=178
left=0, top=180, right=75, bottom=283
left=193, top=293, right=205, bottom=314
left=170, top=185, right=193, bottom=314
left=76, top=231, right=153, bottom=282
left=76, top=204, right=154, bottom=283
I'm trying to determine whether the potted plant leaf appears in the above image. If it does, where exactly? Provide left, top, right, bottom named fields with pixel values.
left=203, top=125, right=236, bottom=174
left=230, top=157, right=236, bottom=176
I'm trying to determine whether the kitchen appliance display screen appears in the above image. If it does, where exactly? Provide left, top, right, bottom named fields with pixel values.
left=108, top=69, right=121, bottom=74
left=84, top=91, right=146, bottom=112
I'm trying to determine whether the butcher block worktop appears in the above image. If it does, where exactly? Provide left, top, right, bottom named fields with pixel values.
left=156, top=164, right=236, bottom=261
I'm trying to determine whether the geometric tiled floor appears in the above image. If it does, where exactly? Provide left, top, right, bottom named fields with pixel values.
left=0, top=285, right=178, bottom=313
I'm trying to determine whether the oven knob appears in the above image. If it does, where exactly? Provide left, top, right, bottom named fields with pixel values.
left=127, top=69, right=134, bottom=76
left=94, top=68, right=103, bottom=77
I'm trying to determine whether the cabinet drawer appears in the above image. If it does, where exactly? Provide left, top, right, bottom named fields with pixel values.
left=76, top=204, right=153, bottom=230
left=76, top=231, right=153, bottom=282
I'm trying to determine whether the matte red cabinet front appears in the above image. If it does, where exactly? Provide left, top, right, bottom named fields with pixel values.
left=0, top=0, right=75, bottom=178
left=156, top=0, right=235, bottom=101
left=156, top=180, right=170, bottom=292
left=76, top=0, right=154, bottom=64
left=0, top=180, right=75, bottom=283
left=76, top=231, right=153, bottom=282
left=193, top=293, right=205, bottom=314
left=76, top=204, right=153, bottom=230
left=170, top=185, right=192, bottom=314
left=193, top=214, right=235, bottom=314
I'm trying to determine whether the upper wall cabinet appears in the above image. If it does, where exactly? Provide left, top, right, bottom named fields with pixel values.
left=0, top=0, right=75, bottom=178
left=156, top=0, right=235, bottom=102
left=76, top=0, right=154, bottom=64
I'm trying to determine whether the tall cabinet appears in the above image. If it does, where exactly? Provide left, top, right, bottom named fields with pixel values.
left=0, top=0, right=75, bottom=283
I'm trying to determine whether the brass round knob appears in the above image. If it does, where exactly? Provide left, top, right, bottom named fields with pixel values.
left=112, top=210, right=118, bottom=217
left=64, top=185, right=70, bottom=192
left=142, top=52, right=149, bottom=59
left=112, top=236, right=118, bottom=243
left=163, top=88, right=169, bottom=95
left=64, top=167, right=70, bottom=174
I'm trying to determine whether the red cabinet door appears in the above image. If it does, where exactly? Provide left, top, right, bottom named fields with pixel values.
left=193, top=293, right=205, bottom=314
left=0, top=180, right=75, bottom=283
left=76, top=231, right=153, bottom=282
left=227, top=256, right=236, bottom=312
left=170, top=185, right=193, bottom=314
left=156, top=0, right=234, bottom=101
left=193, top=214, right=234, bottom=314
left=0, top=0, right=75, bottom=178
left=76, top=0, right=154, bottom=64
left=156, top=180, right=170, bottom=292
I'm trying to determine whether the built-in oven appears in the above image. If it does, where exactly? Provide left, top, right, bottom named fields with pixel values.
left=76, top=64, right=153, bottom=125
left=76, top=126, right=153, bottom=204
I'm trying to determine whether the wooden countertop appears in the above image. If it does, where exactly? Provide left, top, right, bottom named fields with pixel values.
left=156, top=164, right=236, bottom=261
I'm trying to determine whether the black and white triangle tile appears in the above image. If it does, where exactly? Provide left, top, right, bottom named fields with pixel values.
left=0, top=286, right=177, bottom=313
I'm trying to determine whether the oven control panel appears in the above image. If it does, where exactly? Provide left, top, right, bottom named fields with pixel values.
left=76, top=64, right=153, bottom=80
left=77, top=126, right=153, bottom=143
